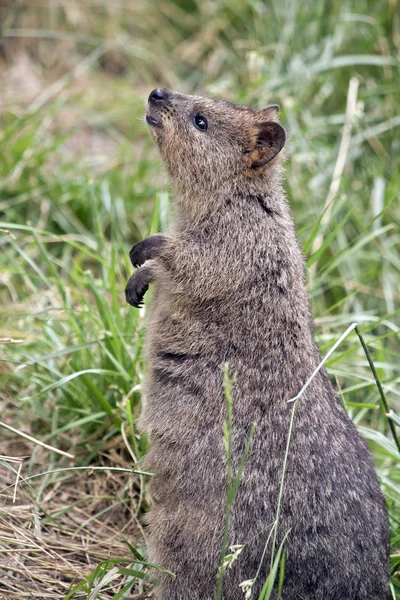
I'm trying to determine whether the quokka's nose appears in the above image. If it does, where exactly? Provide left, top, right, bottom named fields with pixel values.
left=148, top=88, right=170, bottom=105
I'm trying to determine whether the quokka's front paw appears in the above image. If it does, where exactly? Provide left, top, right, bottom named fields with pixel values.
left=129, top=234, right=167, bottom=268
left=125, top=265, right=152, bottom=308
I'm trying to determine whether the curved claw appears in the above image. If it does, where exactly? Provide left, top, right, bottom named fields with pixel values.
left=129, top=235, right=167, bottom=268
left=125, top=266, right=151, bottom=308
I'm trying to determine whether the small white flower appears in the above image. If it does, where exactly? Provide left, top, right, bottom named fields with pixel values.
left=239, top=578, right=255, bottom=599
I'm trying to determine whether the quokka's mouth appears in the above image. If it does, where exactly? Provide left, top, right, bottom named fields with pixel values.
left=146, top=113, right=163, bottom=128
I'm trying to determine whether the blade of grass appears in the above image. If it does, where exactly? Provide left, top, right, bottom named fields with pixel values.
left=355, top=325, right=400, bottom=454
left=0, top=421, right=74, bottom=459
left=216, top=364, right=255, bottom=600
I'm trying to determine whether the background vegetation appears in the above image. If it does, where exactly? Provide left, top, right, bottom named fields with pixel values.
left=0, top=0, right=399, bottom=597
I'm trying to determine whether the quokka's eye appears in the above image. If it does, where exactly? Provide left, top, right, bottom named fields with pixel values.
left=193, top=115, right=208, bottom=131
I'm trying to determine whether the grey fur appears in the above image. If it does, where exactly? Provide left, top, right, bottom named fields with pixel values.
left=126, top=89, right=389, bottom=599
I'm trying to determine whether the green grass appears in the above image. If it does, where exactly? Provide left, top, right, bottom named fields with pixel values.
left=0, top=0, right=399, bottom=597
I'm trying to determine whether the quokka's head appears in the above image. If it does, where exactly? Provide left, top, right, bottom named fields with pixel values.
left=145, top=88, right=286, bottom=203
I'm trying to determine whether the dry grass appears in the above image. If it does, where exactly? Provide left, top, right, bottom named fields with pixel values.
left=0, top=407, right=149, bottom=599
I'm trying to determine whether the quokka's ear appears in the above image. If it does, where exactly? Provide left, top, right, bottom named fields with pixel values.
left=251, top=122, right=286, bottom=169
left=257, top=105, right=280, bottom=120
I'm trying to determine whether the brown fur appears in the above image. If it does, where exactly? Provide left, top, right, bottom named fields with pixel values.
left=125, top=89, right=389, bottom=599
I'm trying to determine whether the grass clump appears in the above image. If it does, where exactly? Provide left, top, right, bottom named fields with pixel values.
left=0, top=0, right=399, bottom=597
